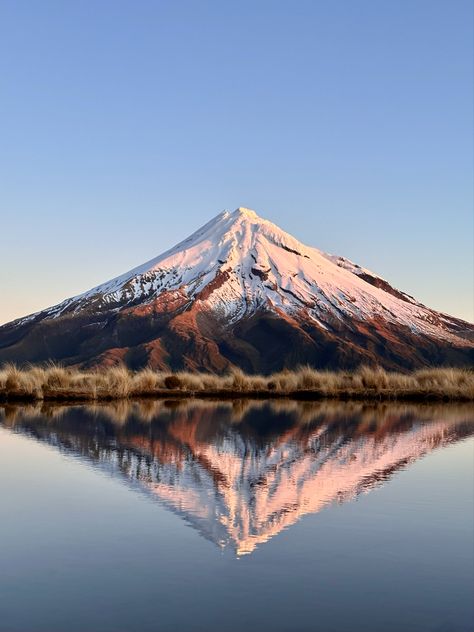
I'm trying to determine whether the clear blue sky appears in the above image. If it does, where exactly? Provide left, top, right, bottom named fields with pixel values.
left=1, top=0, right=472, bottom=324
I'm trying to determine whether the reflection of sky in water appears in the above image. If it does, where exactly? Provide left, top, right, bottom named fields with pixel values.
left=0, top=401, right=473, bottom=632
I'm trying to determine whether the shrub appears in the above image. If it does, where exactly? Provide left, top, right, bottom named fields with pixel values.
left=164, top=375, right=182, bottom=390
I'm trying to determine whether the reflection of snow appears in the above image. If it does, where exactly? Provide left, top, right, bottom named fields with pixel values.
left=3, top=402, right=473, bottom=556
left=136, top=420, right=471, bottom=555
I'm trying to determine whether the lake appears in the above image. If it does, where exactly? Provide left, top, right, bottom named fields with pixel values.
left=0, top=399, right=473, bottom=632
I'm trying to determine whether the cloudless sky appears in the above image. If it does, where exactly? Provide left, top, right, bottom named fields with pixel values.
left=0, top=0, right=472, bottom=324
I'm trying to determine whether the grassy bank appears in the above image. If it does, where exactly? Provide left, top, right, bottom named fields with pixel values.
left=0, top=364, right=473, bottom=403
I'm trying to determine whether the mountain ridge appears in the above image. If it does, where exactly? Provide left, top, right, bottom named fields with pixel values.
left=0, top=207, right=473, bottom=372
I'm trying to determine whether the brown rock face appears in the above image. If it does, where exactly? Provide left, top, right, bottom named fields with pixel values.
left=0, top=298, right=472, bottom=372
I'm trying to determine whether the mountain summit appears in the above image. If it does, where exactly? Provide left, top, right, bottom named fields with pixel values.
left=1, top=208, right=473, bottom=371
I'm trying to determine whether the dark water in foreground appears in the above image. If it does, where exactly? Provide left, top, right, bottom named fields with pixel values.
left=0, top=400, right=473, bottom=632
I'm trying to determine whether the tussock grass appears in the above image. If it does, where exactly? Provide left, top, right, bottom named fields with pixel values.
left=0, top=364, right=473, bottom=403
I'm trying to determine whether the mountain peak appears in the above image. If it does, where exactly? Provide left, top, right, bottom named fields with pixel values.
left=234, top=207, right=259, bottom=219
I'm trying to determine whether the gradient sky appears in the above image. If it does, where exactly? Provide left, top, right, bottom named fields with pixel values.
left=1, top=0, right=472, bottom=325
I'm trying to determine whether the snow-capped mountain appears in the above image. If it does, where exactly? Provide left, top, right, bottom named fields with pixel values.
left=0, top=207, right=472, bottom=371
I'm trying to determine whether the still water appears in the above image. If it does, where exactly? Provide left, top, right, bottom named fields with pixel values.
left=0, top=399, right=473, bottom=632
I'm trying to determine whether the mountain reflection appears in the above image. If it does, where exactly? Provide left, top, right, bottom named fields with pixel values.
left=1, top=400, right=473, bottom=556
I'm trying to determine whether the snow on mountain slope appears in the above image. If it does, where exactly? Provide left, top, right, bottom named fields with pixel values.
left=29, top=207, right=469, bottom=344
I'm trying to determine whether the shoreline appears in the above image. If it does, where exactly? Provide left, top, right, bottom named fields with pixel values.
left=1, top=387, right=473, bottom=404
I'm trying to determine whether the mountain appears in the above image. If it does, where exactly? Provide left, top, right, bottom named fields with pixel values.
left=0, top=207, right=473, bottom=371
left=2, top=401, right=473, bottom=555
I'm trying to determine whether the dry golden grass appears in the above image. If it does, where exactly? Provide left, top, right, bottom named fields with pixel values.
left=0, top=363, right=473, bottom=402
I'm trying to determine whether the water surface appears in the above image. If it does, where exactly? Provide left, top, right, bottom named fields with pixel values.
left=1, top=400, right=473, bottom=632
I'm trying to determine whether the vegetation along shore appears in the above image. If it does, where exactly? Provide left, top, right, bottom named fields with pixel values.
left=0, top=364, right=473, bottom=403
